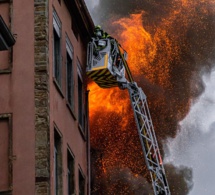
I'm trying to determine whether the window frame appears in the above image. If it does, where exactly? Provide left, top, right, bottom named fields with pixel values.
left=54, top=127, right=63, bottom=195
left=0, top=0, right=10, bottom=3
left=0, top=113, right=12, bottom=193
left=0, top=14, right=14, bottom=74
left=53, top=10, right=62, bottom=88
left=78, top=168, right=85, bottom=195
left=71, top=18, right=79, bottom=41
left=66, top=36, right=74, bottom=111
left=77, top=62, right=84, bottom=133
left=67, top=148, right=75, bottom=195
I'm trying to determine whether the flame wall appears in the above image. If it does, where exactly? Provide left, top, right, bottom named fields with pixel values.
left=88, top=0, right=215, bottom=194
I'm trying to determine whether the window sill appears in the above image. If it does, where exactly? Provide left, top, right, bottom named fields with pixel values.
left=78, top=124, right=86, bottom=141
left=66, top=102, right=77, bottom=121
left=0, top=190, right=12, bottom=195
left=53, top=77, right=64, bottom=98
left=0, top=68, right=12, bottom=74
left=0, top=0, right=10, bottom=3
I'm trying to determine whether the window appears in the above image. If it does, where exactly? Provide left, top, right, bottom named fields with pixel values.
left=0, top=14, right=14, bottom=73
left=67, top=150, right=75, bottom=195
left=66, top=37, right=74, bottom=110
left=54, top=129, right=62, bottom=195
left=78, top=65, right=84, bottom=130
left=72, top=19, right=78, bottom=40
left=78, top=169, right=85, bottom=195
left=0, top=114, right=12, bottom=192
left=0, top=0, right=10, bottom=3
left=53, top=10, right=61, bottom=86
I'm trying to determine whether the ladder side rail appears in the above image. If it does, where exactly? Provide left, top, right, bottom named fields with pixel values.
left=137, top=87, right=171, bottom=195
left=129, top=86, right=160, bottom=171
left=127, top=85, right=158, bottom=172
left=143, top=98, right=170, bottom=194
left=127, top=82, right=171, bottom=195
left=135, top=86, right=167, bottom=173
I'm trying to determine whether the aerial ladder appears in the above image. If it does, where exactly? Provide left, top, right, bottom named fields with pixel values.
left=86, top=32, right=171, bottom=195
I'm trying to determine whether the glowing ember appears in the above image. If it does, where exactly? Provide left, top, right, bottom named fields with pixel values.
left=89, top=0, right=215, bottom=193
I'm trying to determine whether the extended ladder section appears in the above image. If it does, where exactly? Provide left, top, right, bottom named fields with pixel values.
left=87, top=37, right=171, bottom=195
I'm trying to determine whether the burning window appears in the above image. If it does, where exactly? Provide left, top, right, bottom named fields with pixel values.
left=53, top=10, right=62, bottom=87
left=67, top=150, right=75, bottom=195
left=54, top=129, right=62, bottom=195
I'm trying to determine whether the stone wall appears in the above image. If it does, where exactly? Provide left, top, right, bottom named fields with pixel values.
left=34, top=0, right=50, bottom=194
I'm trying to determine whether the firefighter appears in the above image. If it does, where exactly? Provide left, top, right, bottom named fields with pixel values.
left=94, top=25, right=105, bottom=39
left=94, top=25, right=114, bottom=39
left=93, top=26, right=105, bottom=55
left=93, top=25, right=117, bottom=60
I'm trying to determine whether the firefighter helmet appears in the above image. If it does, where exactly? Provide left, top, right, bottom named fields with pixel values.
left=95, top=25, right=101, bottom=30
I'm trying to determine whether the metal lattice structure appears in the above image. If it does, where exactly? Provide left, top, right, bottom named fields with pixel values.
left=127, top=82, right=170, bottom=195
left=87, top=35, right=171, bottom=195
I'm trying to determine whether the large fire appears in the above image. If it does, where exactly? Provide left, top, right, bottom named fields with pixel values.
left=88, top=0, right=215, bottom=194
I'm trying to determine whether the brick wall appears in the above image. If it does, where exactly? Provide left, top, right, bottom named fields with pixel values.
left=34, top=0, right=50, bottom=194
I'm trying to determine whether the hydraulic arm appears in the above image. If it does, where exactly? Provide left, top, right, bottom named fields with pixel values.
left=87, top=36, right=171, bottom=195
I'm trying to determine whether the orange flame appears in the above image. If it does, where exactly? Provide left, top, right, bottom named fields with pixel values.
left=89, top=0, right=215, bottom=193
left=114, top=12, right=157, bottom=76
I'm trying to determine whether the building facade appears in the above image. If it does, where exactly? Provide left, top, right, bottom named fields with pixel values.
left=0, top=0, right=94, bottom=194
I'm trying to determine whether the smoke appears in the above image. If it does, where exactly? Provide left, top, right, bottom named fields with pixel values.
left=165, top=69, right=215, bottom=195
left=86, top=0, right=176, bottom=25
left=85, top=0, right=215, bottom=194
left=84, top=0, right=100, bottom=24
left=165, top=164, right=193, bottom=195
left=88, top=0, right=215, bottom=138
left=91, top=166, right=154, bottom=195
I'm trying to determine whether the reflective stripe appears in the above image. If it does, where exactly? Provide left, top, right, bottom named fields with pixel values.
left=87, top=67, right=118, bottom=88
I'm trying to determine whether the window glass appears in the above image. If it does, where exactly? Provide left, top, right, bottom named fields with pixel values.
left=53, top=11, right=61, bottom=86
left=54, top=130, right=62, bottom=195
left=78, top=170, right=85, bottom=195
left=66, top=37, right=74, bottom=109
left=67, top=150, right=75, bottom=195
left=0, top=118, right=9, bottom=191
left=78, top=71, right=83, bottom=129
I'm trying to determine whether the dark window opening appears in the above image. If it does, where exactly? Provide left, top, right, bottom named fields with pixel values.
left=72, top=20, right=79, bottom=41
left=54, top=130, right=62, bottom=195
left=0, top=0, right=10, bottom=3
left=53, top=29, right=61, bottom=86
left=0, top=118, right=9, bottom=191
left=67, top=150, right=75, bottom=195
left=0, top=114, right=12, bottom=192
left=79, top=170, right=85, bottom=195
left=66, top=52, right=74, bottom=109
left=78, top=74, right=83, bottom=129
